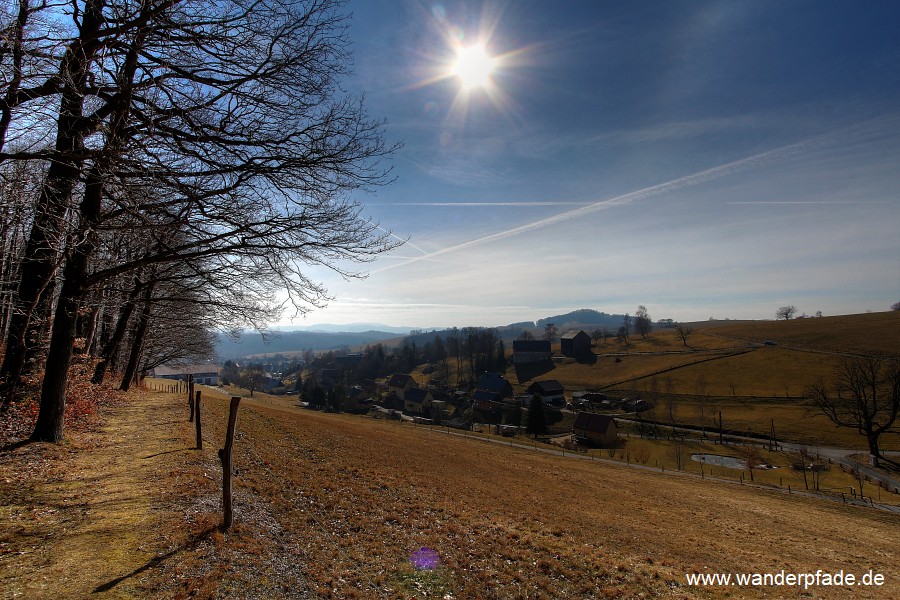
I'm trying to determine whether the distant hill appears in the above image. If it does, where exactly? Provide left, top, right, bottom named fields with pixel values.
left=535, top=309, right=625, bottom=330
left=215, top=329, right=402, bottom=359
left=274, top=323, right=416, bottom=334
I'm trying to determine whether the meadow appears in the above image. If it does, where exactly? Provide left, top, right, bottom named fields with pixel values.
left=171, top=386, right=900, bottom=598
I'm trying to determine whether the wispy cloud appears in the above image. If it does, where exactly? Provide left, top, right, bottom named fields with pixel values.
left=373, top=128, right=842, bottom=274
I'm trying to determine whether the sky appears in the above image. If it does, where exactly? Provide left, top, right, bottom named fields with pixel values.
left=286, top=0, right=900, bottom=329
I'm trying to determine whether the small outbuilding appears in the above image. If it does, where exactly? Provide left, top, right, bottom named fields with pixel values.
left=526, top=379, right=565, bottom=407
left=573, top=412, right=618, bottom=447
left=512, top=340, right=551, bottom=364
left=560, top=330, right=591, bottom=357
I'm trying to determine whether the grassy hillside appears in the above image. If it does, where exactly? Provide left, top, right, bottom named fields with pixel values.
left=192, top=389, right=900, bottom=597
left=695, top=311, right=900, bottom=356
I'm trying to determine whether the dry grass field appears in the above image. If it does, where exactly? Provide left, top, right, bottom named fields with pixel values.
left=3, top=383, right=899, bottom=598
left=156, top=388, right=900, bottom=598
left=470, top=312, right=900, bottom=452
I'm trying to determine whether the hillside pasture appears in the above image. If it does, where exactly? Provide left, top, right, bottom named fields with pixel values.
left=188, top=389, right=900, bottom=597
left=696, top=311, right=900, bottom=356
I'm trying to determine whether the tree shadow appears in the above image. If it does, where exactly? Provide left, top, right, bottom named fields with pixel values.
left=92, top=525, right=218, bottom=593
left=142, top=447, right=194, bottom=459
left=0, top=438, right=35, bottom=453
left=573, top=352, right=597, bottom=365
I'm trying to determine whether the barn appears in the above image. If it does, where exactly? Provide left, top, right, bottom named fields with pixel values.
left=573, top=412, right=618, bottom=447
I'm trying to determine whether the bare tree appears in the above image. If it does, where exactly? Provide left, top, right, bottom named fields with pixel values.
left=744, top=445, right=762, bottom=482
left=543, top=322, right=557, bottom=342
left=5, top=0, right=401, bottom=441
left=806, top=356, right=900, bottom=468
left=675, top=323, right=694, bottom=347
left=776, top=305, right=797, bottom=320
left=634, top=305, right=651, bottom=338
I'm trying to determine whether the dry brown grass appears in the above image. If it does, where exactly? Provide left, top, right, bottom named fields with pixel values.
left=3, top=384, right=899, bottom=598
left=198, top=389, right=899, bottom=598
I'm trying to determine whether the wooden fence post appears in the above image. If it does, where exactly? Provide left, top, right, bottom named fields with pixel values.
left=188, top=375, right=195, bottom=422
left=219, top=396, right=241, bottom=531
left=194, top=391, right=202, bottom=450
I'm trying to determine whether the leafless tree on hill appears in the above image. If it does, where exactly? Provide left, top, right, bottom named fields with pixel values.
left=806, top=355, right=900, bottom=469
left=776, top=305, right=797, bottom=320
left=634, top=305, right=651, bottom=338
left=675, top=323, right=693, bottom=347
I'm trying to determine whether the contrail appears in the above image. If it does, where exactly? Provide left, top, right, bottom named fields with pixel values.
left=373, top=110, right=900, bottom=274
left=372, top=133, right=825, bottom=274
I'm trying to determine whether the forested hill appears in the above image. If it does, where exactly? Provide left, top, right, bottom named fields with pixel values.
left=534, top=309, right=626, bottom=329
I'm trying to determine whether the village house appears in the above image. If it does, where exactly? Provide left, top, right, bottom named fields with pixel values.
left=476, top=372, right=514, bottom=398
left=560, top=330, right=591, bottom=357
left=404, top=388, right=434, bottom=415
left=573, top=412, right=619, bottom=447
left=343, top=385, right=373, bottom=413
left=151, top=364, right=220, bottom=386
left=387, top=373, right=419, bottom=401
left=472, top=389, right=502, bottom=411
left=512, top=340, right=551, bottom=364
left=526, top=379, right=566, bottom=407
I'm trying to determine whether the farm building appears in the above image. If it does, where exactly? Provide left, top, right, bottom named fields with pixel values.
left=151, top=364, right=220, bottom=385
left=526, top=379, right=565, bottom=407
left=472, top=389, right=502, bottom=410
left=512, top=340, right=551, bottom=364
left=573, top=412, right=618, bottom=447
left=404, top=388, right=435, bottom=415
left=560, top=330, right=591, bottom=357
left=387, top=373, right=419, bottom=401
left=476, top=372, right=514, bottom=398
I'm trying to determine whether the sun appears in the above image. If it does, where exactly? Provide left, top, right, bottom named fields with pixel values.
left=451, top=43, right=497, bottom=90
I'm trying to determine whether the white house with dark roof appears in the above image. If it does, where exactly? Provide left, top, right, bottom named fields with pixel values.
left=151, top=364, right=220, bottom=385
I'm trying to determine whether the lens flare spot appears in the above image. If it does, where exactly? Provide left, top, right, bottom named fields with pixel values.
left=410, top=547, right=440, bottom=570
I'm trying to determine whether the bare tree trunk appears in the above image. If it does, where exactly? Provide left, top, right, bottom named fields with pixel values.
left=1, top=0, right=107, bottom=406
left=119, top=282, right=155, bottom=391
left=92, top=275, right=143, bottom=384
left=32, top=167, right=103, bottom=442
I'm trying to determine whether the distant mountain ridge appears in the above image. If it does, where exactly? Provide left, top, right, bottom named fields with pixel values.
left=215, top=329, right=403, bottom=359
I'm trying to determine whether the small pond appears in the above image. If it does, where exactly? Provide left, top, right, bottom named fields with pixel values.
left=691, top=454, right=748, bottom=470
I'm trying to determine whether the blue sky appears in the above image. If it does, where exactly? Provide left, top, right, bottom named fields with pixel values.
left=290, top=0, right=900, bottom=329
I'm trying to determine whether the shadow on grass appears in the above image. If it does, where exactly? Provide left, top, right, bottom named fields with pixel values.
left=93, top=525, right=218, bottom=593
left=573, top=352, right=598, bottom=365
left=513, top=360, right=555, bottom=383
left=0, top=438, right=34, bottom=453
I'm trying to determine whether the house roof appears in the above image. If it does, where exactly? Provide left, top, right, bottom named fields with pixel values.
left=388, top=373, right=417, bottom=388
left=152, top=364, right=220, bottom=377
left=477, top=372, right=512, bottom=394
left=574, top=412, right=616, bottom=434
left=512, top=340, right=551, bottom=353
left=405, top=388, right=431, bottom=403
left=527, top=379, right=564, bottom=395
left=560, top=329, right=589, bottom=340
left=472, top=389, right=501, bottom=402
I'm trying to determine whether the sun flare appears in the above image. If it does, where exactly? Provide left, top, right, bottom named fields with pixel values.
left=452, top=44, right=496, bottom=90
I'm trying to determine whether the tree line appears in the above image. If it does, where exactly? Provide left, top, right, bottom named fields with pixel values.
left=0, top=0, right=398, bottom=441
